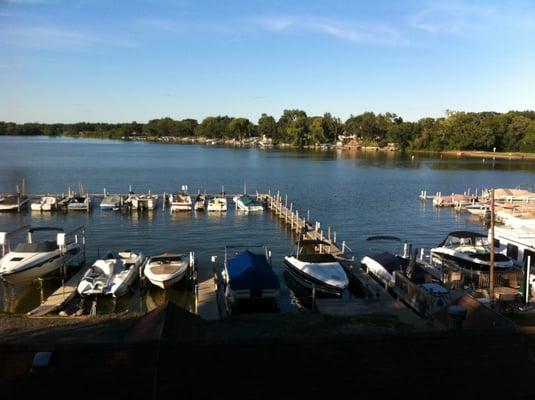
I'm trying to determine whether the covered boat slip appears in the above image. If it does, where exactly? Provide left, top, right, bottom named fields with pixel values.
left=223, top=250, right=280, bottom=302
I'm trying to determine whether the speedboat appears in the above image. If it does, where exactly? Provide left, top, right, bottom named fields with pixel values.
left=31, top=196, right=58, bottom=211
left=100, top=194, right=122, bottom=210
left=169, top=192, right=192, bottom=211
left=0, top=227, right=81, bottom=284
left=0, top=194, right=29, bottom=212
left=283, top=239, right=348, bottom=297
left=194, top=194, right=206, bottom=211
left=143, top=252, right=193, bottom=289
left=360, top=236, right=428, bottom=288
left=207, top=196, right=227, bottom=212
left=77, top=250, right=144, bottom=297
left=431, top=231, right=513, bottom=271
left=222, top=247, right=280, bottom=309
left=125, top=191, right=159, bottom=210
left=67, top=194, right=91, bottom=211
left=233, top=194, right=263, bottom=212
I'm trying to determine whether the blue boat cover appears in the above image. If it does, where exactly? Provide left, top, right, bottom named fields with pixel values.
left=226, top=251, right=280, bottom=296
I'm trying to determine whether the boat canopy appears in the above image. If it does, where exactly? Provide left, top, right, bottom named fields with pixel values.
left=239, top=195, right=260, bottom=206
left=226, top=250, right=280, bottom=294
left=14, top=241, right=58, bottom=253
left=369, top=252, right=408, bottom=273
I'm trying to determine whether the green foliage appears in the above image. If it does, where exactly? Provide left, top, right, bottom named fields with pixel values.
left=258, top=114, right=277, bottom=140
left=2, top=109, right=535, bottom=151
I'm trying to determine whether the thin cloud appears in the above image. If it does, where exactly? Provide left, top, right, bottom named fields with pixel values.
left=256, top=16, right=408, bottom=46
left=407, top=2, right=535, bottom=35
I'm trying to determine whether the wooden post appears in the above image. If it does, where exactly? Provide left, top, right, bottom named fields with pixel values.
left=526, top=255, right=531, bottom=305
left=285, top=194, right=288, bottom=208
left=163, top=192, right=166, bottom=210
left=490, top=188, right=495, bottom=302
left=307, top=209, right=310, bottom=223
left=295, top=210, right=299, bottom=234
left=328, top=226, right=331, bottom=242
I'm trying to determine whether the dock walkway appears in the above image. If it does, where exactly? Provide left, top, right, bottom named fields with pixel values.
left=28, top=266, right=88, bottom=317
left=196, top=277, right=219, bottom=320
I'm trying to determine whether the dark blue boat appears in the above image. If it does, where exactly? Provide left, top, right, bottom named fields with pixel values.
left=223, top=249, right=280, bottom=307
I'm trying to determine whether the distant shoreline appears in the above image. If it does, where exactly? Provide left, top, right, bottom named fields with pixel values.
left=2, top=135, right=535, bottom=160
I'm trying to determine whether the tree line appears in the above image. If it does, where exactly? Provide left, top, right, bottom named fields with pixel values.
left=2, top=109, right=535, bottom=152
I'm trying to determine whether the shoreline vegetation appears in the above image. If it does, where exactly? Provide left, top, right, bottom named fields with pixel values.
left=2, top=109, right=535, bottom=156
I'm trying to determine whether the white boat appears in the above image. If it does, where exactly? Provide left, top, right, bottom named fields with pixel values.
left=493, top=225, right=535, bottom=268
left=207, top=196, right=227, bottom=212
left=464, top=203, right=490, bottom=216
left=100, top=194, right=122, bottom=210
left=169, top=192, right=192, bottom=212
left=430, top=231, right=513, bottom=271
left=360, top=236, right=429, bottom=288
left=77, top=250, right=144, bottom=297
left=0, top=194, right=29, bottom=212
left=233, top=194, right=263, bottom=212
left=0, top=227, right=82, bottom=284
left=67, top=194, right=91, bottom=211
left=31, top=196, right=58, bottom=211
left=143, top=252, right=193, bottom=289
left=283, top=239, right=348, bottom=297
left=125, top=191, right=158, bottom=210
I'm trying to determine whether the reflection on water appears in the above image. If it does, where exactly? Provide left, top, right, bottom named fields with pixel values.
left=1, top=136, right=535, bottom=314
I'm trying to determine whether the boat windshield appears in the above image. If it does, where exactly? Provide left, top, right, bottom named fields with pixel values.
left=14, top=241, right=58, bottom=253
left=444, top=236, right=490, bottom=254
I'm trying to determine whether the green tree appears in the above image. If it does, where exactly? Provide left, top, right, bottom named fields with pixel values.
left=257, top=114, right=277, bottom=139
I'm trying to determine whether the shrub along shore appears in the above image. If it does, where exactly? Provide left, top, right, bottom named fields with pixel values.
left=2, top=109, right=535, bottom=153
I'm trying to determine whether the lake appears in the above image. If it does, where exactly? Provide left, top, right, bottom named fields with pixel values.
left=1, top=136, right=535, bottom=314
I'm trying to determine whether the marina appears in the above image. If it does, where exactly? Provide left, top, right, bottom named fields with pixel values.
left=1, top=139, right=535, bottom=327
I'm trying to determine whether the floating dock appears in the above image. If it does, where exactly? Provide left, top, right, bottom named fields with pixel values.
left=27, top=266, right=88, bottom=317
left=196, top=277, right=219, bottom=320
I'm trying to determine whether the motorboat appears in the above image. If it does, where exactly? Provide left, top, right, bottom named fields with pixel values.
left=100, top=194, right=122, bottom=210
left=207, top=196, right=227, bottom=212
left=0, top=194, right=29, bottom=212
left=194, top=194, right=206, bottom=211
left=143, top=252, right=193, bottom=289
left=169, top=192, right=192, bottom=212
left=431, top=231, right=513, bottom=271
left=31, top=196, right=58, bottom=211
left=222, top=247, right=280, bottom=309
left=464, top=203, right=490, bottom=216
left=233, top=194, right=263, bottom=212
left=77, top=250, right=144, bottom=297
left=283, top=239, right=348, bottom=297
left=125, top=190, right=158, bottom=211
left=0, top=227, right=82, bottom=284
left=67, top=194, right=91, bottom=211
left=360, top=236, right=429, bottom=288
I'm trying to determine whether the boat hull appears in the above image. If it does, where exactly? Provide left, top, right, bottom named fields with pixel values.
left=0, top=247, right=81, bottom=284
left=283, top=258, right=346, bottom=297
left=430, top=249, right=513, bottom=272
left=145, top=269, right=187, bottom=289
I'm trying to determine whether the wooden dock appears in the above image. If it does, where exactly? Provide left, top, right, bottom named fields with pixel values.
left=258, top=192, right=345, bottom=254
left=196, top=277, right=220, bottom=320
left=27, top=266, right=88, bottom=317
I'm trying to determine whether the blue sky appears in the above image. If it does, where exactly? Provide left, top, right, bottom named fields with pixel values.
left=1, top=0, right=535, bottom=123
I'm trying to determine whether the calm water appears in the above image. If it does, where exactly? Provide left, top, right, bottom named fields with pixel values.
left=1, top=136, right=535, bottom=314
